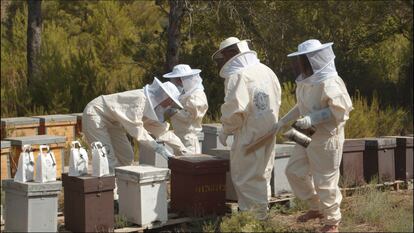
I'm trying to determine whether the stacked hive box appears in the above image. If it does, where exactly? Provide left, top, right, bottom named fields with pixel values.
left=71, top=113, right=83, bottom=137
left=364, top=137, right=397, bottom=183
left=6, top=135, right=66, bottom=178
left=169, top=154, right=228, bottom=216
left=1, top=141, right=11, bottom=180
left=201, top=124, right=233, bottom=154
left=36, top=114, right=77, bottom=144
left=62, top=173, right=115, bottom=232
left=272, top=144, right=295, bottom=196
left=115, top=165, right=169, bottom=226
left=340, top=139, right=366, bottom=186
left=382, top=136, right=413, bottom=180
left=3, top=179, right=62, bottom=232
left=1, top=117, right=40, bottom=139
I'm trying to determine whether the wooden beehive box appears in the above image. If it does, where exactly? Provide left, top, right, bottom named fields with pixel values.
left=71, top=113, right=83, bottom=137
left=6, top=135, right=66, bottom=179
left=35, top=114, right=77, bottom=144
left=1, top=117, right=41, bottom=139
left=1, top=140, right=12, bottom=180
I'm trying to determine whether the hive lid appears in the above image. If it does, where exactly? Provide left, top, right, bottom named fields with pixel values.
left=1, top=117, right=40, bottom=126
left=2, top=179, right=62, bottom=195
left=207, top=148, right=230, bottom=159
left=62, top=173, right=115, bottom=193
left=343, top=139, right=366, bottom=152
left=169, top=154, right=229, bottom=174
left=274, top=144, right=295, bottom=158
left=35, top=114, right=77, bottom=123
left=6, top=135, right=66, bottom=145
left=1, top=140, right=11, bottom=149
left=202, top=123, right=222, bottom=134
left=365, top=137, right=396, bottom=149
left=382, top=136, right=413, bottom=147
left=115, top=165, right=169, bottom=184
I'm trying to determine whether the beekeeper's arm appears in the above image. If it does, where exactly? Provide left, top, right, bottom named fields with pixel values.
left=296, top=81, right=353, bottom=129
left=145, top=120, right=189, bottom=156
left=171, top=93, right=208, bottom=123
left=219, top=74, right=249, bottom=145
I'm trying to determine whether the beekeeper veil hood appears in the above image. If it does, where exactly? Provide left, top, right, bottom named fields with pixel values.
left=288, top=39, right=337, bottom=83
left=163, top=64, right=204, bottom=97
left=144, top=77, right=183, bottom=122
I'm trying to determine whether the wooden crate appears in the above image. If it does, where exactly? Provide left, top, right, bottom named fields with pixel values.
left=36, top=114, right=77, bottom=144
left=1, top=117, right=40, bottom=140
left=71, top=113, right=83, bottom=137
left=1, top=141, right=11, bottom=180
left=6, top=135, right=66, bottom=179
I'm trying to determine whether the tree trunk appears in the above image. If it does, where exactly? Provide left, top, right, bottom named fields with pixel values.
left=165, top=0, right=185, bottom=72
left=27, top=0, right=42, bottom=86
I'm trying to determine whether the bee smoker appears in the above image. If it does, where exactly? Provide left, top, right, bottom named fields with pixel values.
left=282, top=122, right=316, bottom=148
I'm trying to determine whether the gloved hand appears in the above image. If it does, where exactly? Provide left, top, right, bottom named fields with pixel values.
left=152, top=142, right=174, bottom=160
left=219, top=130, right=229, bottom=146
left=295, top=115, right=312, bottom=129
left=164, top=108, right=179, bottom=120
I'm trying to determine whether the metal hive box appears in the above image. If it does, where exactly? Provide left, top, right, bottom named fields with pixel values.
left=115, top=165, right=169, bottom=226
left=169, top=154, right=228, bottom=217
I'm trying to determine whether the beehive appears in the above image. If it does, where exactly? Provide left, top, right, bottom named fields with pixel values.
left=6, top=135, right=66, bottom=179
left=36, top=114, right=77, bottom=144
left=364, top=137, right=397, bottom=182
left=1, top=141, right=11, bottom=180
left=1, top=117, right=40, bottom=139
left=71, top=113, right=83, bottom=137
left=272, top=143, right=295, bottom=196
left=201, top=124, right=233, bottom=154
left=3, top=179, right=62, bottom=232
left=169, top=154, right=228, bottom=216
left=115, top=165, right=169, bottom=226
left=62, top=173, right=115, bottom=232
left=341, top=139, right=366, bottom=186
left=382, top=136, right=413, bottom=180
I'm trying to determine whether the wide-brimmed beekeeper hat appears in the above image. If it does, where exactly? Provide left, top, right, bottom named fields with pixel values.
left=211, top=37, right=251, bottom=60
left=163, top=64, right=201, bottom=78
left=287, top=39, right=333, bottom=57
left=144, top=77, right=183, bottom=109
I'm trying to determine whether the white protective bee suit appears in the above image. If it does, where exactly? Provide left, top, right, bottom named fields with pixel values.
left=213, top=37, right=282, bottom=219
left=280, top=39, right=353, bottom=226
left=82, top=78, right=190, bottom=175
left=163, top=64, right=208, bottom=154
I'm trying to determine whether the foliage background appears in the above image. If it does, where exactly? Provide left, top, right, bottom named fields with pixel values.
left=1, top=0, right=412, bottom=137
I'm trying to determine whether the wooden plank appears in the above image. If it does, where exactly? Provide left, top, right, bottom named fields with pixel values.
left=114, top=216, right=206, bottom=233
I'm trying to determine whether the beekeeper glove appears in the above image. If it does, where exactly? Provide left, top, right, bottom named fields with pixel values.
left=274, top=105, right=300, bottom=132
left=295, top=107, right=332, bottom=129
left=150, top=141, right=174, bottom=160
left=219, top=130, right=229, bottom=146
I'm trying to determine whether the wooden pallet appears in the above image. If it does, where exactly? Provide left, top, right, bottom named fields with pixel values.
left=225, top=193, right=295, bottom=214
left=114, top=213, right=208, bottom=233
left=340, top=180, right=410, bottom=197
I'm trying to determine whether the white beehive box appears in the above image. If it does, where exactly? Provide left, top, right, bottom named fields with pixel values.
left=201, top=124, right=234, bottom=154
left=2, top=179, right=62, bottom=232
left=272, top=143, right=296, bottom=196
left=115, top=165, right=169, bottom=226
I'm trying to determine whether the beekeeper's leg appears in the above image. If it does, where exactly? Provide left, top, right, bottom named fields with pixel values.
left=108, top=126, right=134, bottom=166
left=285, top=145, right=320, bottom=212
left=231, top=140, right=274, bottom=220
left=182, top=132, right=201, bottom=154
left=307, top=133, right=343, bottom=226
left=82, top=114, right=119, bottom=200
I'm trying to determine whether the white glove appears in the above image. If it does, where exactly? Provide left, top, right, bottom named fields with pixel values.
left=152, top=142, right=174, bottom=160
left=218, top=130, right=229, bottom=146
left=295, top=115, right=312, bottom=129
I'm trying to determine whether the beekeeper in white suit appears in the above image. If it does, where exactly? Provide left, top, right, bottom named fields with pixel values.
left=163, top=64, right=208, bottom=154
left=274, top=39, right=352, bottom=233
left=212, top=37, right=281, bottom=219
left=83, top=77, right=190, bottom=174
